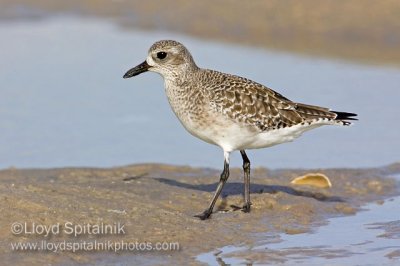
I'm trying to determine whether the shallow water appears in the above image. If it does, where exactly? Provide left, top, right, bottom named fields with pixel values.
left=197, top=174, right=400, bottom=265
left=1, top=17, right=399, bottom=170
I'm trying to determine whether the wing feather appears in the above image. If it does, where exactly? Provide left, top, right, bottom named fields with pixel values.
left=204, top=70, right=348, bottom=130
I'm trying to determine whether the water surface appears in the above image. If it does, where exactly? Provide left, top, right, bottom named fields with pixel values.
left=197, top=174, right=400, bottom=265
left=1, top=17, right=399, bottom=169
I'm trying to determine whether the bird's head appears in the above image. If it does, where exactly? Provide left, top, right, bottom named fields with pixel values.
left=123, top=40, right=198, bottom=80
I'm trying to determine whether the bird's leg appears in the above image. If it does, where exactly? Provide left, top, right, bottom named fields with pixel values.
left=195, top=152, right=230, bottom=220
left=240, top=150, right=251, bottom=212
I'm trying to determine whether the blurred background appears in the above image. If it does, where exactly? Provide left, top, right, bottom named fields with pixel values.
left=1, top=0, right=399, bottom=169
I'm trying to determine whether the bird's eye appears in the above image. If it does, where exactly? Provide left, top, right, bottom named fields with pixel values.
left=156, top=51, right=167, bottom=59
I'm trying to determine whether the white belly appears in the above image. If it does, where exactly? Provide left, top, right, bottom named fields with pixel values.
left=180, top=114, right=330, bottom=152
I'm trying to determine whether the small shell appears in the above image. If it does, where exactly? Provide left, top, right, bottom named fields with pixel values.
left=291, top=173, right=332, bottom=188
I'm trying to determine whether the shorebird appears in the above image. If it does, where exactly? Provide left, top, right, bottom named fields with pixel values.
left=123, top=40, right=357, bottom=220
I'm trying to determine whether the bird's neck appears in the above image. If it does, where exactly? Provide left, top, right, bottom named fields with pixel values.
left=165, top=65, right=199, bottom=88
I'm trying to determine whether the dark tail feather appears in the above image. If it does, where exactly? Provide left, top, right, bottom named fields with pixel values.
left=332, top=111, right=358, bottom=121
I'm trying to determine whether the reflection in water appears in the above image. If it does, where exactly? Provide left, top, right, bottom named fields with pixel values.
left=1, top=17, right=399, bottom=170
left=198, top=191, right=400, bottom=265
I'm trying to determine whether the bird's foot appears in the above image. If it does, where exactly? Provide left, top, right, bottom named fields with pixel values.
left=242, top=202, right=251, bottom=213
left=230, top=202, right=252, bottom=213
left=194, top=209, right=213, bottom=220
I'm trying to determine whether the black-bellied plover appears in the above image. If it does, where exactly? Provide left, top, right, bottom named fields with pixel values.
left=123, top=40, right=357, bottom=220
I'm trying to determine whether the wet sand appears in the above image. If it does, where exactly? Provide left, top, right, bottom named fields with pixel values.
left=1, top=163, right=399, bottom=265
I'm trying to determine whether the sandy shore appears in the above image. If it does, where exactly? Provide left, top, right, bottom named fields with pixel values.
left=1, top=163, right=399, bottom=265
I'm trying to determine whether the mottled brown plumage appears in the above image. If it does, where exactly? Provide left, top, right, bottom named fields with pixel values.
left=197, top=69, right=348, bottom=131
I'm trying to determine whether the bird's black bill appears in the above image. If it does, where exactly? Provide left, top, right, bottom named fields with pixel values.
left=123, top=61, right=150, bottom=79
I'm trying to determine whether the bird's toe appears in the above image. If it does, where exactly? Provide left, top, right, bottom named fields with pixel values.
left=242, top=203, right=251, bottom=213
left=194, top=210, right=212, bottom=220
